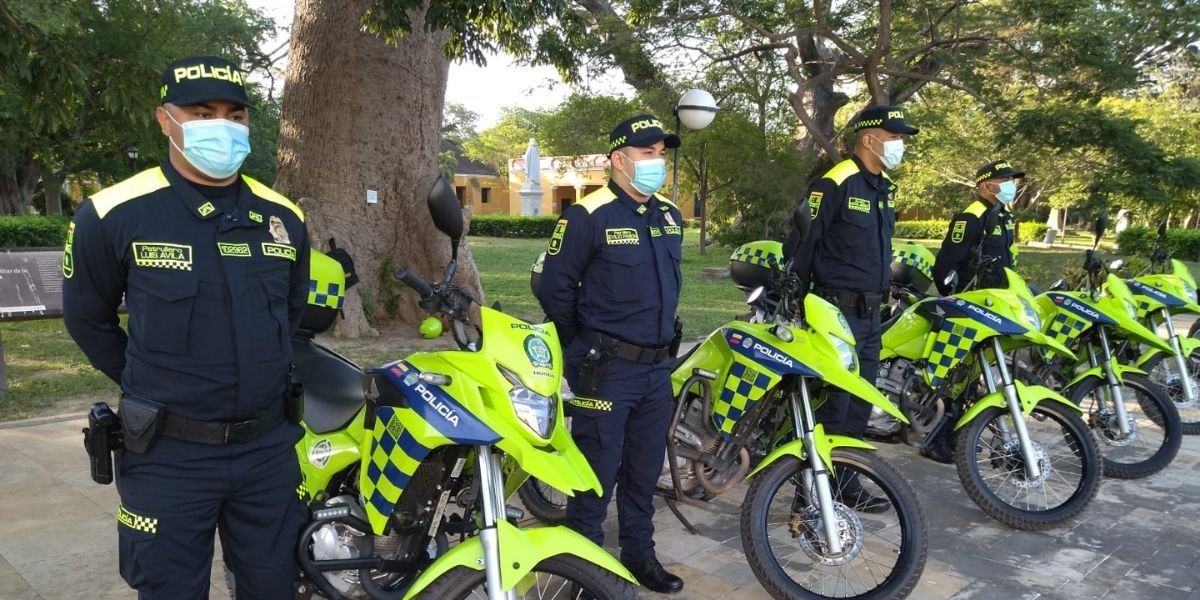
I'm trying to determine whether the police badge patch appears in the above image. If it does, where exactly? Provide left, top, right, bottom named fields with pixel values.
left=548, top=219, right=567, bottom=255
left=269, top=215, right=291, bottom=244
left=951, top=220, right=966, bottom=243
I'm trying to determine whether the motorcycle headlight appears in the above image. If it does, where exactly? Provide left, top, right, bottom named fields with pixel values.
left=832, top=337, right=858, bottom=372
left=498, top=366, right=556, bottom=439
left=1185, top=283, right=1197, bottom=304
left=1019, top=297, right=1041, bottom=330
left=1124, top=299, right=1138, bottom=320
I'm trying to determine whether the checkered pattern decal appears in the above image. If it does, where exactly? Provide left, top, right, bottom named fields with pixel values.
left=360, top=404, right=430, bottom=534
left=893, top=247, right=933, bottom=281
left=117, top=505, right=158, bottom=535
left=297, top=481, right=310, bottom=502
left=925, top=321, right=988, bottom=387
left=1045, top=311, right=1089, bottom=347
left=731, top=246, right=781, bottom=268
left=308, top=280, right=345, bottom=309
left=711, top=359, right=776, bottom=439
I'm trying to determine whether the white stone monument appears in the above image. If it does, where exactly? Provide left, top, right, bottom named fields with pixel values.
left=519, top=138, right=543, bottom=216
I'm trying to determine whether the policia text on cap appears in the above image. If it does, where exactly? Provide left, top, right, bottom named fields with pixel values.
left=64, top=55, right=311, bottom=600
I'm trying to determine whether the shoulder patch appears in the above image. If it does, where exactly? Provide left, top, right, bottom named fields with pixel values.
left=91, top=168, right=170, bottom=219
left=951, top=220, right=966, bottom=243
left=243, top=176, right=304, bottom=222
left=823, top=159, right=860, bottom=186
left=653, top=193, right=678, bottom=211
left=964, top=201, right=987, bottom=218
left=575, top=187, right=618, bottom=214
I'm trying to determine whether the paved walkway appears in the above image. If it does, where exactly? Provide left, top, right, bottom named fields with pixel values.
left=0, top=414, right=1197, bottom=600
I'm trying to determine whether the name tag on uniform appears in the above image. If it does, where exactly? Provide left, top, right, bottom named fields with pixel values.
left=650, top=227, right=663, bottom=237
left=605, top=228, right=640, bottom=245
left=217, top=242, right=251, bottom=257
left=664, top=225, right=682, bottom=235
left=262, top=242, right=297, bottom=261
left=847, top=197, right=871, bottom=214
left=133, top=242, right=193, bottom=271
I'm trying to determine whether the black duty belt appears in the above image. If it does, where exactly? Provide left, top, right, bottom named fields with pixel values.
left=814, top=288, right=884, bottom=308
left=579, top=327, right=671, bottom=365
left=162, top=409, right=285, bottom=445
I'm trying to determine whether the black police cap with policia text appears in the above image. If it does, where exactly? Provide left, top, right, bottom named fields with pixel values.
left=852, top=104, right=920, bottom=135
left=608, top=114, right=682, bottom=155
left=160, top=56, right=252, bottom=108
left=975, top=159, right=1025, bottom=184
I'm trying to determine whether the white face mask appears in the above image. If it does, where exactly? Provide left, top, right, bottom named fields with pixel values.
left=869, top=136, right=905, bottom=170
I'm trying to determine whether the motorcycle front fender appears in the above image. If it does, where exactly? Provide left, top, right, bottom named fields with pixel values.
left=1136, top=336, right=1200, bottom=368
left=746, top=423, right=876, bottom=479
left=401, top=521, right=637, bottom=599
left=820, top=368, right=909, bottom=423
left=1065, top=358, right=1148, bottom=390
left=955, top=381, right=1082, bottom=430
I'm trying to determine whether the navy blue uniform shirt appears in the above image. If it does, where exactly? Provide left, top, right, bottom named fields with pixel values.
left=790, top=156, right=897, bottom=294
left=537, top=181, right=683, bottom=349
left=62, top=160, right=310, bottom=422
left=932, top=198, right=1017, bottom=294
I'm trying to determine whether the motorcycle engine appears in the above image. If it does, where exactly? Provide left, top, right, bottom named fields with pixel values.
left=658, top=396, right=720, bottom=493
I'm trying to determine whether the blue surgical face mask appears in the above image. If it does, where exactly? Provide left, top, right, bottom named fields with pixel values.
left=996, top=180, right=1017, bottom=205
left=868, top=135, right=905, bottom=170
left=167, top=110, right=251, bottom=179
left=619, top=153, right=667, bottom=196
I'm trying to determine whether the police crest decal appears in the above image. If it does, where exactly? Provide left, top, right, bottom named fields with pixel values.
left=269, top=215, right=291, bottom=244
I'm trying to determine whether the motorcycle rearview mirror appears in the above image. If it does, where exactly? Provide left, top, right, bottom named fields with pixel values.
left=1050, top=278, right=1066, bottom=291
left=1108, top=258, right=1125, bottom=271
left=792, top=198, right=812, bottom=241
left=747, top=286, right=766, bottom=305
left=1092, top=209, right=1109, bottom=249
left=427, top=175, right=464, bottom=281
left=944, top=270, right=959, bottom=290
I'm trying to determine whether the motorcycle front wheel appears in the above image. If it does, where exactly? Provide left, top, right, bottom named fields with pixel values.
left=740, top=449, right=928, bottom=599
left=1068, top=373, right=1182, bottom=478
left=1143, top=349, right=1200, bottom=435
left=955, top=402, right=1101, bottom=530
left=411, top=554, right=638, bottom=600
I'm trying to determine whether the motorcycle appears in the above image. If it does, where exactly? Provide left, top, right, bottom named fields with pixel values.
left=1024, top=217, right=1181, bottom=479
left=526, top=208, right=929, bottom=600
left=1123, top=221, right=1200, bottom=434
left=873, top=209, right=1102, bottom=530
left=266, top=177, right=638, bottom=600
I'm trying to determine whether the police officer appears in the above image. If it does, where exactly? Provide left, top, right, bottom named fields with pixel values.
left=788, top=105, right=918, bottom=511
left=536, top=114, right=685, bottom=594
left=922, top=160, right=1023, bottom=463
left=63, top=56, right=310, bottom=599
left=932, top=159, right=1023, bottom=295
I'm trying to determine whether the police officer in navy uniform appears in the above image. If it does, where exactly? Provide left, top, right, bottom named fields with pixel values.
left=536, top=115, right=685, bottom=594
left=788, top=105, right=918, bottom=511
left=63, top=56, right=310, bottom=599
left=932, top=159, right=1024, bottom=295
left=922, top=160, right=1023, bottom=463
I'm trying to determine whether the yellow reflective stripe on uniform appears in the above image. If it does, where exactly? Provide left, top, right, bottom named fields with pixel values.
left=117, top=504, right=158, bottom=535
left=575, top=187, right=618, bottom=214
left=652, top=192, right=678, bottom=211
left=964, top=200, right=987, bottom=218
left=92, top=167, right=170, bottom=219
left=243, top=175, right=304, bottom=222
left=822, top=159, right=860, bottom=186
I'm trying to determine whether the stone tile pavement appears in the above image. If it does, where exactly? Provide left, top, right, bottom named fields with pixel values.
left=0, top=414, right=1197, bottom=599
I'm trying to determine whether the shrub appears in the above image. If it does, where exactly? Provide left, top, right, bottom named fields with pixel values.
left=1117, top=227, right=1200, bottom=261
left=893, top=220, right=949, bottom=240
left=468, top=215, right=560, bottom=238
left=1019, top=223, right=1049, bottom=244
left=0, top=216, right=70, bottom=248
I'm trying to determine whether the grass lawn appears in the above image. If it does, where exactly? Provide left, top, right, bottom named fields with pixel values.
left=2, top=230, right=1194, bottom=421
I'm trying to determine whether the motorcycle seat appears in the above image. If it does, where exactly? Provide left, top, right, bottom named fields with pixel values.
left=291, top=336, right=367, bottom=434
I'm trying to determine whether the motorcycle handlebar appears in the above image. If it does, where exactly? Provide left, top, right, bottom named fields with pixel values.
left=393, top=266, right=434, bottom=300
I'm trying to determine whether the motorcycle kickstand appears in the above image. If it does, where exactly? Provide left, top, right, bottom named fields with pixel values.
left=657, top=490, right=701, bottom=535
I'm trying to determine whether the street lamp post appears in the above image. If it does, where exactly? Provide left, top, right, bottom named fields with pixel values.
left=672, top=89, right=718, bottom=254
left=126, top=145, right=139, bottom=171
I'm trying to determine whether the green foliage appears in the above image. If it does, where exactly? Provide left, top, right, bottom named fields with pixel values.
left=442, top=102, right=480, bottom=143
left=462, top=107, right=545, bottom=177
left=1117, top=227, right=1200, bottom=262
left=0, top=215, right=68, bottom=247
left=1021, top=223, right=1050, bottom=244
left=892, top=221, right=951, bottom=241
left=468, top=215, right=559, bottom=238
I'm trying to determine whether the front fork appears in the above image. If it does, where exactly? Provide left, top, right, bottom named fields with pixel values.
left=981, top=338, right=1041, bottom=480
left=1089, top=328, right=1133, bottom=436
left=792, top=382, right=844, bottom=556
left=1162, top=309, right=1198, bottom=404
left=476, top=447, right=518, bottom=600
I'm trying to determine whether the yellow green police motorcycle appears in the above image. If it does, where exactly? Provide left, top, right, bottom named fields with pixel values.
left=271, top=178, right=637, bottom=600
left=1122, top=222, right=1200, bottom=435
left=876, top=243, right=1102, bottom=530
left=1022, top=221, right=1181, bottom=479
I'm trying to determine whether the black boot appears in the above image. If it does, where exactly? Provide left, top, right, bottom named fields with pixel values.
left=920, top=425, right=957, bottom=465
left=622, top=556, right=684, bottom=594
left=834, top=472, right=890, bottom=514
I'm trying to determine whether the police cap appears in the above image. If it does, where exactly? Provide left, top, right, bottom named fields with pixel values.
left=975, top=159, right=1025, bottom=184
left=160, top=56, right=252, bottom=108
left=852, top=104, right=919, bottom=135
left=608, top=114, right=681, bottom=155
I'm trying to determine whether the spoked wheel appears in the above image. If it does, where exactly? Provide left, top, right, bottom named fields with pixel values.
left=1068, top=374, right=1182, bottom=478
left=741, top=450, right=927, bottom=599
left=1143, top=349, right=1200, bottom=434
left=411, top=555, right=638, bottom=600
left=518, top=477, right=568, bottom=524
left=956, top=402, right=1101, bottom=530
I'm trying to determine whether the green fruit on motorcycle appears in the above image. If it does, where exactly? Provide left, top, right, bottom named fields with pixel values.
left=275, top=177, right=637, bottom=600
left=1027, top=237, right=1181, bottom=479
left=877, top=264, right=1103, bottom=530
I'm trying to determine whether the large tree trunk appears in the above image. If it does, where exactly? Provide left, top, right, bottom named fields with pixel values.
left=0, top=157, right=40, bottom=215
left=43, top=170, right=63, bottom=215
left=275, top=0, right=479, bottom=337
